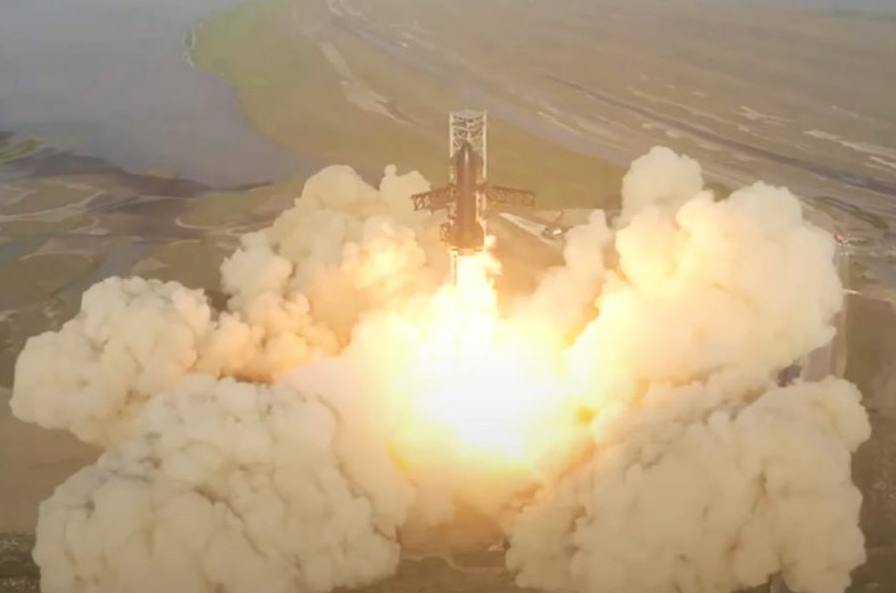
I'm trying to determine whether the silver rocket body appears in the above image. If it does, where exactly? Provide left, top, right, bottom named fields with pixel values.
left=447, top=142, right=485, bottom=254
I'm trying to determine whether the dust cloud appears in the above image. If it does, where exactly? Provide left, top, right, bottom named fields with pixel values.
left=9, top=148, right=869, bottom=593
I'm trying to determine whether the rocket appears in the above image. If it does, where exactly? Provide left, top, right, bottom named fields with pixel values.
left=447, top=142, right=484, bottom=252
left=412, top=140, right=535, bottom=255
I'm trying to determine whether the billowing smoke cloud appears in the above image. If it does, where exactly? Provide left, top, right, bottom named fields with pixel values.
left=11, top=164, right=443, bottom=446
left=11, top=277, right=215, bottom=445
left=505, top=377, right=869, bottom=593
left=10, top=147, right=869, bottom=593
left=34, top=374, right=410, bottom=593
left=505, top=152, right=866, bottom=593
left=619, top=146, right=705, bottom=223
left=514, top=209, right=613, bottom=339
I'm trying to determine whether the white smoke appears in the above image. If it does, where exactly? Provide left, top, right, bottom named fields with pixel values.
left=506, top=152, right=865, bottom=593
left=11, top=164, right=442, bottom=446
left=516, top=209, right=613, bottom=339
left=505, top=378, right=869, bottom=593
left=565, top=178, right=843, bottom=400
left=10, top=277, right=214, bottom=445
left=620, top=145, right=705, bottom=223
left=34, top=374, right=409, bottom=593
left=9, top=149, right=870, bottom=593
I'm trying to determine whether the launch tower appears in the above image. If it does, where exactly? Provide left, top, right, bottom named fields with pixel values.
left=412, top=109, right=535, bottom=258
left=449, top=110, right=487, bottom=183
left=449, top=110, right=488, bottom=241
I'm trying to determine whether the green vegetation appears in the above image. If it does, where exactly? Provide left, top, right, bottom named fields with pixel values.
left=191, top=0, right=623, bottom=208
left=178, top=179, right=301, bottom=228
left=0, top=253, right=95, bottom=310
left=179, top=190, right=264, bottom=228
left=0, top=178, right=97, bottom=216
left=0, top=215, right=88, bottom=240
left=137, top=240, right=229, bottom=290
left=192, top=0, right=449, bottom=180
left=0, top=137, right=40, bottom=164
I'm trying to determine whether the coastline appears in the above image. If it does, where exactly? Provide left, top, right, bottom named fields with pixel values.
left=0, top=0, right=298, bottom=188
left=186, top=0, right=627, bottom=209
left=183, top=0, right=896, bottom=298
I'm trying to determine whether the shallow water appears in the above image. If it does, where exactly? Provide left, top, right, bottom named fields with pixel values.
left=0, top=0, right=297, bottom=186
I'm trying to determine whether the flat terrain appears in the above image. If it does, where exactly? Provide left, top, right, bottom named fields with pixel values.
left=0, top=0, right=296, bottom=186
left=190, top=0, right=627, bottom=209
left=341, top=0, right=896, bottom=199
left=193, top=0, right=896, bottom=214
left=190, top=0, right=896, bottom=288
left=0, top=145, right=303, bottom=546
left=2, top=0, right=896, bottom=591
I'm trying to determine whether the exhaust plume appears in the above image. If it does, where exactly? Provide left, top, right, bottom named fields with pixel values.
left=9, top=148, right=869, bottom=593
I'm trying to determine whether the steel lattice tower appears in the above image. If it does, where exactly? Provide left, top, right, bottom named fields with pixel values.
left=449, top=110, right=487, bottom=183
